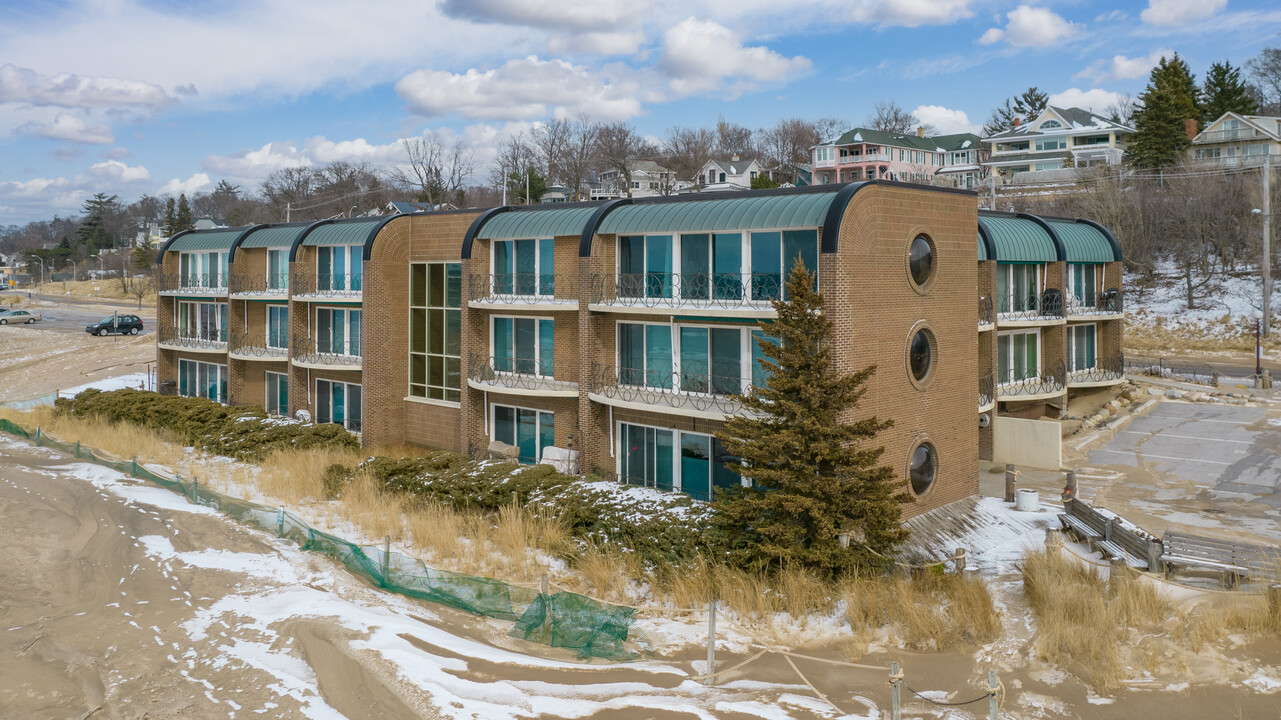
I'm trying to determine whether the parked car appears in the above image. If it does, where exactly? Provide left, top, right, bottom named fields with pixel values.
left=86, top=314, right=143, bottom=336
left=0, top=309, right=41, bottom=324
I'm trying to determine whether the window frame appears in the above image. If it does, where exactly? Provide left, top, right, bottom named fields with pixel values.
left=490, top=314, right=556, bottom=378
left=408, top=262, right=462, bottom=404
left=616, top=320, right=768, bottom=396
left=315, top=378, right=362, bottom=433
left=616, top=419, right=744, bottom=501
left=996, top=329, right=1041, bottom=385
left=489, top=402, right=555, bottom=465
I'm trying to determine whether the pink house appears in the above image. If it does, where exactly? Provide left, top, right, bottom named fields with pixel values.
left=812, top=127, right=987, bottom=189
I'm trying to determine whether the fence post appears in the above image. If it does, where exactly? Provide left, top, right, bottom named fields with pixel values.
left=1147, top=539, right=1163, bottom=574
left=890, top=661, right=902, bottom=720
left=1104, top=518, right=1114, bottom=543
left=954, top=547, right=966, bottom=574
left=383, top=535, right=391, bottom=586
left=1004, top=464, right=1016, bottom=502
left=277, top=506, right=285, bottom=537
left=35, top=426, right=40, bottom=443
left=191, top=478, right=198, bottom=503
left=988, top=670, right=999, bottom=720
left=704, top=599, right=717, bottom=686
left=74, top=440, right=81, bottom=458
left=541, top=573, right=549, bottom=597
left=130, top=457, right=138, bottom=478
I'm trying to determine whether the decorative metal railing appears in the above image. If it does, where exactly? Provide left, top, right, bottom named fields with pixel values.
left=589, top=362, right=747, bottom=414
left=1067, top=354, right=1126, bottom=384
left=978, top=295, right=994, bottom=325
left=1124, top=355, right=1220, bottom=386
left=996, top=360, right=1066, bottom=398
left=228, top=332, right=289, bottom=359
left=467, top=274, right=578, bottom=304
left=979, top=375, right=995, bottom=410
left=157, top=273, right=229, bottom=293
left=589, top=272, right=787, bottom=310
left=229, top=272, right=290, bottom=295
left=157, top=325, right=227, bottom=350
left=1066, top=288, right=1123, bottom=316
left=995, top=290, right=1064, bottom=321
left=468, top=355, right=577, bottom=393
left=290, top=272, right=363, bottom=297
left=292, top=337, right=362, bottom=367
left=600, top=471, right=712, bottom=503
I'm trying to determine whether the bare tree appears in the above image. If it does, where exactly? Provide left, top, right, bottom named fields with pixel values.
left=662, top=125, right=716, bottom=183
left=714, top=115, right=754, bottom=157
left=596, top=122, right=646, bottom=198
left=1246, top=45, right=1281, bottom=114
left=261, top=166, right=318, bottom=220
left=391, top=136, right=475, bottom=208
left=866, top=100, right=925, bottom=135
left=530, top=118, right=572, bottom=186
left=813, top=116, right=852, bottom=143
left=758, top=118, right=820, bottom=169
left=1104, top=94, right=1138, bottom=126
left=560, top=115, right=599, bottom=201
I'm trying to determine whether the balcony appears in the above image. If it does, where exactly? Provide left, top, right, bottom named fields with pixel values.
left=996, top=290, right=1064, bottom=325
left=157, top=273, right=228, bottom=296
left=291, top=271, right=362, bottom=300
left=1066, top=288, right=1123, bottom=318
left=467, top=355, right=578, bottom=397
left=996, top=360, right=1066, bottom=401
left=978, top=295, right=994, bottom=329
left=1198, top=127, right=1269, bottom=142
left=588, top=362, right=752, bottom=419
left=1067, top=354, right=1125, bottom=387
left=840, top=153, right=892, bottom=164
left=979, top=375, right=995, bottom=412
left=292, top=337, right=361, bottom=370
left=157, top=326, right=228, bottom=353
left=467, top=274, right=578, bottom=310
left=228, top=333, right=289, bottom=361
left=588, top=272, right=783, bottom=317
left=229, top=273, right=290, bottom=298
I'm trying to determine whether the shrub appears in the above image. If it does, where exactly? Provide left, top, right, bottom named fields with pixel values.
left=57, top=389, right=359, bottom=462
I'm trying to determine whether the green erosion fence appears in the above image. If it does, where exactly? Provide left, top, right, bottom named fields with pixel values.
left=4, top=424, right=634, bottom=660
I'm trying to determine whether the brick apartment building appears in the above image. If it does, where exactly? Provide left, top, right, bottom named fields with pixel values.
left=156, top=182, right=1123, bottom=518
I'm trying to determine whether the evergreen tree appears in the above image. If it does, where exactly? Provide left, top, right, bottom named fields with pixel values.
left=1014, top=87, right=1049, bottom=120
left=76, top=193, right=117, bottom=251
left=1129, top=54, right=1201, bottom=168
left=175, top=194, right=194, bottom=232
left=1201, top=60, right=1259, bottom=125
left=750, top=174, right=780, bottom=190
left=507, top=166, right=547, bottom=204
left=162, top=197, right=177, bottom=237
left=713, top=261, right=911, bottom=576
left=982, top=97, right=1018, bottom=136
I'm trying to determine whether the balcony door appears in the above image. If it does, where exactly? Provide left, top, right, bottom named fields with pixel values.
left=1068, top=324, right=1097, bottom=372
left=316, top=307, right=361, bottom=357
left=492, top=405, right=553, bottom=464
left=493, top=238, right=554, bottom=296
left=492, top=316, right=553, bottom=377
left=997, top=330, right=1039, bottom=384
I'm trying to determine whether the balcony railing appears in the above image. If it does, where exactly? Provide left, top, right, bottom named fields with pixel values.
left=840, top=153, right=892, bottom=164
left=1198, top=127, right=1269, bottom=142
left=978, top=295, right=994, bottom=325
left=590, top=272, right=785, bottom=311
left=229, top=273, right=290, bottom=296
left=996, top=360, right=1066, bottom=398
left=590, top=362, right=748, bottom=414
left=996, top=290, right=1063, bottom=321
left=1067, top=354, right=1125, bottom=384
left=468, top=274, right=578, bottom=305
left=979, top=375, right=994, bottom=411
left=291, top=271, right=363, bottom=297
left=292, top=337, right=361, bottom=367
left=228, top=332, right=289, bottom=359
left=157, top=325, right=227, bottom=351
left=158, top=273, right=228, bottom=293
left=1067, top=288, right=1123, bottom=316
left=468, top=355, right=577, bottom=393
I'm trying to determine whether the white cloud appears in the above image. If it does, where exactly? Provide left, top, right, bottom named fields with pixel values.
left=1140, top=0, right=1227, bottom=27
left=440, top=0, right=647, bottom=32
left=0, top=161, right=150, bottom=219
left=1075, top=49, right=1172, bottom=84
left=657, top=18, right=812, bottom=97
left=0, top=63, right=175, bottom=110
left=19, top=113, right=114, bottom=144
left=396, top=56, right=642, bottom=121
left=84, top=160, right=150, bottom=184
left=912, top=105, right=980, bottom=134
left=547, top=31, right=647, bottom=56
left=980, top=5, right=1080, bottom=48
left=846, top=0, right=975, bottom=27
left=1048, top=88, right=1126, bottom=115
left=156, top=172, right=211, bottom=196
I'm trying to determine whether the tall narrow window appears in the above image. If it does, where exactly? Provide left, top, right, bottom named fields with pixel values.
left=1069, top=263, right=1099, bottom=307
left=1068, top=324, right=1097, bottom=372
left=997, top=264, right=1041, bottom=314
left=409, top=262, right=462, bottom=402
left=266, top=372, right=288, bottom=415
left=267, top=249, right=288, bottom=291
left=318, top=245, right=362, bottom=292
left=267, top=305, right=288, bottom=349
left=317, top=380, right=362, bottom=432
left=997, top=330, right=1039, bottom=384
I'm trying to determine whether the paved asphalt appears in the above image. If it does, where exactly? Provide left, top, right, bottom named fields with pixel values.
left=1, top=291, right=154, bottom=336
left=1089, top=402, right=1281, bottom=509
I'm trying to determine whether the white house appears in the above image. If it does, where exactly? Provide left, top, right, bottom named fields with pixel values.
left=697, top=156, right=765, bottom=189
left=593, top=160, right=687, bottom=199
left=1190, top=112, right=1281, bottom=167
left=981, top=106, right=1134, bottom=183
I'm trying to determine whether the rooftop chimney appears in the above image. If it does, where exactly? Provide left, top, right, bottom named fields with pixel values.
left=732, top=153, right=740, bottom=161
left=1185, top=118, right=1198, bottom=140
left=1013, top=117, right=1020, bottom=127
left=916, top=126, right=925, bottom=138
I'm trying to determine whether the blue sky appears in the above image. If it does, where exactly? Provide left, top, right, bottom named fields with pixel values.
left=1, top=0, right=1279, bottom=225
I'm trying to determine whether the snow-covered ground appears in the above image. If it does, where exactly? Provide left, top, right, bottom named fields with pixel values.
left=1125, top=264, right=1272, bottom=346
left=63, top=371, right=151, bottom=396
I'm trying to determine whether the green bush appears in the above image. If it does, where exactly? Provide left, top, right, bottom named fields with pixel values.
left=57, top=389, right=360, bottom=462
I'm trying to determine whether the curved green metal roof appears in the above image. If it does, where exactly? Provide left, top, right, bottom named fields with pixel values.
left=977, top=215, right=1057, bottom=263
left=302, top=218, right=385, bottom=246
left=598, top=191, right=839, bottom=235
left=241, top=224, right=309, bottom=249
left=478, top=205, right=600, bottom=239
left=977, top=233, right=987, bottom=261
left=1044, top=219, right=1115, bottom=263
left=166, top=228, right=248, bottom=252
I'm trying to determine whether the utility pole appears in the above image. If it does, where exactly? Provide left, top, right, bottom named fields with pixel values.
left=286, top=202, right=291, bottom=223
left=1264, top=154, right=1272, bottom=338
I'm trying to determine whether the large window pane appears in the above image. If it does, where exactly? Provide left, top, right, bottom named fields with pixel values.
left=514, top=318, right=536, bottom=375
left=494, top=241, right=512, bottom=294
left=619, top=236, right=644, bottom=298
left=680, top=327, right=709, bottom=393
left=538, top=411, right=554, bottom=463
left=515, top=239, right=536, bottom=295
left=655, top=429, right=674, bottom=492
left=751, top=329, right=776, bottom=389
left=713, top=233, right=742, bottom=300
left=446, top=263, right=462, bottom=308
left=783, top=229, right=819, bottom=296
left=619, top=323, right=644, bottom=385
left=538, top=239, right=554, bottom=296
left=646, top=325, right=672, bottom=389
left=516, top=408, right=537, bottom=464
left=538, top=319, right=554, bottom=377
left=494, top=317, right=512, bottom=370
left=681, top=233, right=709, bottom=300
left=750, top=231, right=781, bottom=300
left=680, top=434, right=711, bottom=500
left=495, top=406, right=515, bottom=446
left=712, top=438, right=740, bottom=492
left=646, top=235, right=673, bottom=298
left=710, top=328, right=742, bottom=395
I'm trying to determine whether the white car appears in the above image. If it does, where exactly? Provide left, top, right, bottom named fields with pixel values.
left=0, top=309, right=41, bottom=324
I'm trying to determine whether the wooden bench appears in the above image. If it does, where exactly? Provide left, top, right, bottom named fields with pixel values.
left=1161, top=532, right=1278, bottom=585
left=1098, top=540, right=1148, bottom=568
left=1061, top=500, right=1160, bottom=570
left=1059, top=513, right=1101, bottom=541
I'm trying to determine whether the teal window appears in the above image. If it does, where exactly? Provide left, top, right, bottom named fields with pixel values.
left=997, top=330, right=1039, bottom=383
left=1068, top=324, right=1097, bottom=372
left=179, top=251, right=228, bottom=289
left=750, top=229, right=818, bottom=300
left=317, top=380, right=361, bottom=432
left=177, top=300, right=227, bottom=341
left=619, top=422, right=740, bottom=502
left=618, top=322, right=672, bottom=389
left=619, top=234, right=673, bottom=298
left=493, top=316, right=554, bottom=377
left=267, top=305, right=288, bottom=349
left=493, top=238, right=554, bottom=296
left=267, top=249, right=288, bottom=290
left=266, top=371, right=288, bottom=415
left=1069, top=263, right=1099, bottom=305
left=751, top=329, right=776, bottom=389
left=409, top=262, right=462, bottom=402
left=318, top=245, right=362, bottom=292
left=678, top=326, right=743, bottom=395
left=620, top=322, right=774, bottom=396
left=316, top=307, right=361, bottom=357
left=997, top=264, right=1040, bottom=314
left=178, top=359, right=227, bottom=403
left=493, top=405, right=553, bottom=464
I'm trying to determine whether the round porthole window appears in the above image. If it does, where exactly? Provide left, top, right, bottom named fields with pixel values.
left=909, top=442, right=937, bottom=496
left=908, top=234, right=935, bottom=287
left=909, top=329, right=933, bottom=382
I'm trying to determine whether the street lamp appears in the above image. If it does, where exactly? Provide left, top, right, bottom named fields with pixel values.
left=34, top=257, right=45, bottom=291
left=1255, top=308, right=1264, bottom=378
left=90, top=254, right=103, bottom=277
